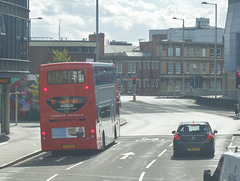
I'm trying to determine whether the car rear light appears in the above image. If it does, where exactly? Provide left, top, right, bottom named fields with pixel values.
left=206, top=134, right=213, bottom=140
left=174, top=134, right=181, bottom=140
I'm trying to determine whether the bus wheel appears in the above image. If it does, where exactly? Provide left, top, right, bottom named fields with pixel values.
left=101, top=132, right=105, bottom=151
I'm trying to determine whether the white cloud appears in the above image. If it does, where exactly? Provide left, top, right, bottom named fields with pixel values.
left=30, top=0, right=228, bottom=44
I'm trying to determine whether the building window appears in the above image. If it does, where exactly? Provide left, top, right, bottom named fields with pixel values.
left=187, top=48, right=190, bottom=57
left=210, top=48, right=215, bottom=57
left=118, top=80, right=122, bottom=93
left=186, top=63, right=190, bottom=74
left=143, top=80, right=146, bottom=88
left=168, top=47, right=173, bottom=56
left=176, top=63, right=181, bottom=74
left=151, top=62, right=154, bottom=69
left=203, top=64, right=206, bottom=74
left=203, top=81, right=207, bottom=89
left=156, top=80, right=158, bottom=88
left=210, top=81, right=214, bottom=90
left=128, top=81, right=131, bottom=92
left=217, top=64, right=221, bottom=74
left=116, top=62, right=122, bottom=73
left=147, top=80, right=150, bottom=88
left=210, top=64, right=214, bottom=74
left=176, top=48, right=181, bottom=56
left=132, top=62, right=136, bottom=73
left=156, top=63, right=159, bottom=69
left=202, top=48, right=206, bottom=57
left=168, top=63, right=173, bottom=74
left=217, top=80, right=221, bottom=90
left=128, top=62, right=136, bottom=73
left=210, top=48, right=221, bottom=58
left=196, top=48, right=200, bottom=57
left=151, top=80, right=154, bottom=88
left=217, top=48, right=221, bottom=58
left=138, top=80, right=141, bottom=88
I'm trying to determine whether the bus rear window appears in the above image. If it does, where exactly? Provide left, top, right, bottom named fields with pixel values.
left=48, top=70, right=85, bottom=84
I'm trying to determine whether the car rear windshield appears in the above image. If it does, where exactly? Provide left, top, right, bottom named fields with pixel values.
left=177, top=124, right=209, bottom=134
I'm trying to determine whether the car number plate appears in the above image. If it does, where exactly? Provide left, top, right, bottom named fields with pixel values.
left=188, top=148, right=200, bottom=151
left=63, top=144, right=76, bottom=149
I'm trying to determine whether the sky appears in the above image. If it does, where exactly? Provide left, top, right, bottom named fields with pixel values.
left=30, top=0, right=228, bottom=46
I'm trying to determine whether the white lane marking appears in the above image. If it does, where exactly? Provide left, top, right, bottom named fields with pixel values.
left=0, top=142, right=8, bottom=146
left=112, top=142, right=121, bottom=147
left=46, top=174, right=58, bottom=181
left=139, top=172, right=145, bottom=181
left=169, top=143, right=173, bottom=147
left=55, top=157, right=67, bottom=162
left=146, top=159, right=156, bottom=169
left=65, top=161, right=83, bottom=170
left=120, top=152, right=135, bottom=160
left=229, top=136, right=235, bottom=147
left=158, top=149, right=167, bottom=157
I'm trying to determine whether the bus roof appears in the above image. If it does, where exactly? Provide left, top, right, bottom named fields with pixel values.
left=40, top=62, right=115, bottom=68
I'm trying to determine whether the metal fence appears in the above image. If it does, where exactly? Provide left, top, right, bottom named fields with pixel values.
left=157, top=89, right=240, bottom=100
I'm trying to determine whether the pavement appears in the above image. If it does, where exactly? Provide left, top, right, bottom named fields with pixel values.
left=0, top=122, right=41, bottom=169
left=0, top=118, right=128, bottom=170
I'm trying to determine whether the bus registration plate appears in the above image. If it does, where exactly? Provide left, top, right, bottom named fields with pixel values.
left=188, top=148, right=200, bottom=151
left=63, top=144, right=76, bottom=149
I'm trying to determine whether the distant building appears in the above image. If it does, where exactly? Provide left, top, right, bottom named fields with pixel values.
left=29, top=33, right=105, bottom=74
left=0, top=0, right=30, bottom=134
left=104, top=18, right=225, bottom=96
left=223, top=0, right=240, bottom=99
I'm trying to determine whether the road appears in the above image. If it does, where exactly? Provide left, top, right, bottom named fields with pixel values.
left=1, top=96, right=239, bottom=181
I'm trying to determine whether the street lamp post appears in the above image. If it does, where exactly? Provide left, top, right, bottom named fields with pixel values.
left=173, top=17, right=185, bottom=95
left=96, top=0, right=99, bottom=62
left=29, top=17, right=43, bottom=40
left=201, top=1, right=217, bottom=98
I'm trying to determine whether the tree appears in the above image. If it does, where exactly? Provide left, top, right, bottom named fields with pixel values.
left=29, top=49, right=72, bottom=102
left=28, top=75, right=39, bottom=102
left=52, top=49, right=71, bottom=63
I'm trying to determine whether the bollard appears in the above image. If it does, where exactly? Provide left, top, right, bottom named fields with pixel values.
left=133, top=94, right=136, bottom=102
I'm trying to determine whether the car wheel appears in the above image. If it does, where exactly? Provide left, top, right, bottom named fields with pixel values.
left=173, top=150, right=180, bottom=157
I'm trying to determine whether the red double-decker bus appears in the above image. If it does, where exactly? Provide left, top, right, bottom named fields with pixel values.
left=39, top=62, right=120, bottom=154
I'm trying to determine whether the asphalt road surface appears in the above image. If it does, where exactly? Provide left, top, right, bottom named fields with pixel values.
left=1, top=96, right=239, bottom=181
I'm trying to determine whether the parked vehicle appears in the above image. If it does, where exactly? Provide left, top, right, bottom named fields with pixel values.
left=204, top=146, right=240, bottom=181
left=172, top=121, right=218, bottom=157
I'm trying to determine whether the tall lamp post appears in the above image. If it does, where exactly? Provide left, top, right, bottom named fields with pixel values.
left=201, top=1, right=217, bottom=98
left=96, top=0, right=99, bottom=62
left=173, top=17, right=185, bottom=94
left=29, top=17, right=43, bottom=40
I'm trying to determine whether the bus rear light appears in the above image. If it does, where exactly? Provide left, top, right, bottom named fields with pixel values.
left=43, top=87, right=48, bottom=92
left=85, top=85, right=89, bottom=90
left=91, top=129, right=95, bottom=134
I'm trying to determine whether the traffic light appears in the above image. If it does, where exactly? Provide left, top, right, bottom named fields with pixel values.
left=236, top=73, right=240, bottom=89
left=132, top=77, right=136, bottom=84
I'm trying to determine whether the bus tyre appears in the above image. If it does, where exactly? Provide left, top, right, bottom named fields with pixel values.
left=101, top=132, right=105, bottom=151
